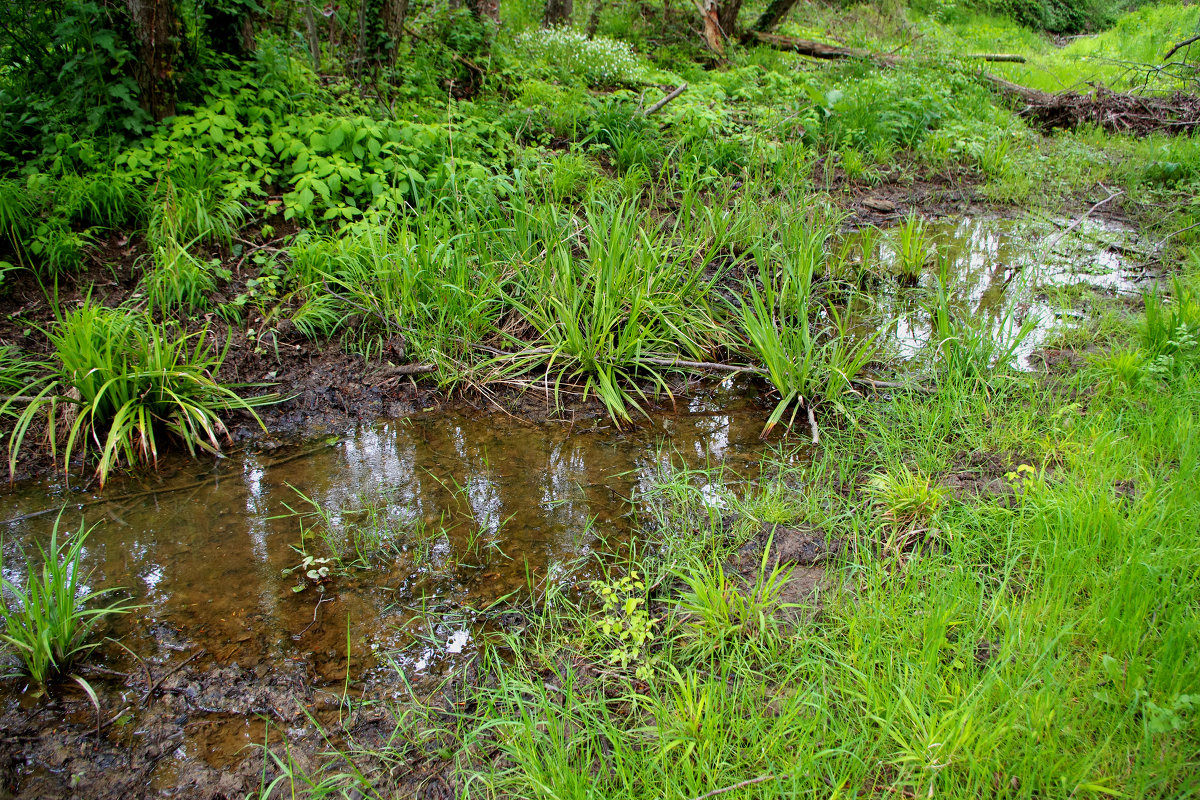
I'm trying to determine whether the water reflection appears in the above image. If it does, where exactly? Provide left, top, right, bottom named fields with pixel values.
left=0, top=385, right=772, bottom=688
left=857, top=215, right=1152, bottom=368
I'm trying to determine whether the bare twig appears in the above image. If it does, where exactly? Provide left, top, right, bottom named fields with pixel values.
left=637, top=357, right=767, bottom=375
left=294, top=593, right=331, bottom=639
left=110, top=638, right=153, bottom=695
left=1156, top=220, right=1200, bottom=249
left=1164, top=34, right=1200, bottom=62
left=140, top=649, right=205, bottom=707
left=1045, top=189, right=1124, bottom=253
left=806, top=404, right=819, bottom=446
left=644, top=83, right=688, bottom=115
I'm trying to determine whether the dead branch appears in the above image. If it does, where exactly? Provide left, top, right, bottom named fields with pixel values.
left=1165, top=34, right=1200, bottom=62
left=966, top=53, right=1026, bottom=63
left=1045, top=189, right=1124, bottom=253
left=644, top=83, right=689, bottom=116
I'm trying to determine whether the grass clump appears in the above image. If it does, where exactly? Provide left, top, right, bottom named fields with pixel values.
left=500, top=198, right=722, bottom=422
left=3, top=301, right=276, bottom=485
left=0, top=517, right=137, bottom=688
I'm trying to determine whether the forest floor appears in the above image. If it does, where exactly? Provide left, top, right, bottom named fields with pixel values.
left=1, top=3, right=1199, bottom=798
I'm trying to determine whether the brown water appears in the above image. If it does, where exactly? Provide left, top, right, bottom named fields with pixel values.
left=0, top=385, right=775, bottom=674
left=0, top=214, right=1152, bottom=783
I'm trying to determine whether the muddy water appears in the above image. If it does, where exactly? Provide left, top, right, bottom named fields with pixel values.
left=0, top=384, right=780, bottom=776
left=0, top=214, right=1152, bottom=790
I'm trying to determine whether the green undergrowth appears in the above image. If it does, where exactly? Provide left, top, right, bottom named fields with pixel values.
left=260, top=269, right=1200, bottom=799
left=0, top=2, right=1198, bottom=482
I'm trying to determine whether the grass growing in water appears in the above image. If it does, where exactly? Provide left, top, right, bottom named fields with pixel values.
left=499, top=198, right=723, bottom=422
left=0, top=517, right=137, bottom=688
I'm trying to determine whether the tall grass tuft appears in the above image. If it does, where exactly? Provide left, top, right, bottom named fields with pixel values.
left=928, top=277, right=1035, bottom=381
left=892, top=213, right=931, bottom=280
left=0, top=179, right=35, bottom=264
left=3, top=301, right=277, bottom=486
left=141, top=236, right=217, bottom=312
left=740, top=254, right=880, bottom=435
left=500, top=198, right=721, bottom=422
left=0, top=517, right=138, bottom=687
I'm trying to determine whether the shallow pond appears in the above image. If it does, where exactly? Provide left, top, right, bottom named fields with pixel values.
left=0, top=213, right=1155, bottom=789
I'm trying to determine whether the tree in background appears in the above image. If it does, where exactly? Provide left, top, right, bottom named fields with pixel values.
left=123, top=0, right=184, bottom=120
left=752, top=0, right=799, bottom=32
left=543, top=0, right=572, bottom=27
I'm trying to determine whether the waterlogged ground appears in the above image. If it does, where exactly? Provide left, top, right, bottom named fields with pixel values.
left=0, top=215, right=1158, bottom=798
left=0, top=384, right=786, bottom=795
left=857, top=214, right=1157, bottom=366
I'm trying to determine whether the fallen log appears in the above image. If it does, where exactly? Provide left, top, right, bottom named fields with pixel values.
left=745, top=31, right=1199, bottom=135
left=743, top=31, right=893, bottom=63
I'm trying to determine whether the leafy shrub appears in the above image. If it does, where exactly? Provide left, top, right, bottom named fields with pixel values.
left=3, top=302, right=276, bottom=485
left=1141, top=278, right=1200, bottom=379
left=512, top=27, right=645, bottom=87
left=0, top=517, right=137, bottom=687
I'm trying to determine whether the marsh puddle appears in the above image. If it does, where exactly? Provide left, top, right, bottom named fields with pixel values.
left=0, top=213, right=1153, bottom=785
left=855, top=215, right=1156, bottom=368
left=0, top=383, right=783, bottom=772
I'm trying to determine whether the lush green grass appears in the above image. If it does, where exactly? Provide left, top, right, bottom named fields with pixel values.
left=255, top=261, right=1200, bottom=798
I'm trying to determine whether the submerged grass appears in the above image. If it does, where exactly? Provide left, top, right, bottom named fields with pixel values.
left=0, top=517, right=137, bottom=687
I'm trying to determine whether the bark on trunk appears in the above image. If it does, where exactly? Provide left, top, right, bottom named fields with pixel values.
left=543, top=0, right=573, bottom=27
left=302, top=3, right=321, bottom=69
left=716, top=0, right=743, bottom=38
left=585, top=0, right=602, bottom=36
left=700, top=0, right=724, bottom=55
left=752, top=0, right=798, bottom=32
left=469, top=0, right=500, bottom=22
left=124, top=0, right=181, bottom=120
left=382, top=0, right=409, bottom=59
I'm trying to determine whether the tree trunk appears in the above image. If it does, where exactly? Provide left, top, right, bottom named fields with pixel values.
left=543, top=0, right=572, bottom=27
left=700, top=0, right=723, bottom=55
left=752, top=0, right=797, bottom=32
left=382, top=0, right=408, bottom=61
left=468, top=0, right=500, bottom=23
left=124, top=0, right=181, bottom=120
left=716, top=0, right=743, bottom=38
left=302, top=2, right=321, bottom=69
left=206, top=0, right=256, bottom=58
left=585, top=0, right=602, bottom=36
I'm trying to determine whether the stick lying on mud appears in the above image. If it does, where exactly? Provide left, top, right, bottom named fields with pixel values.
left=140, top=648, right=205, bottom=707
